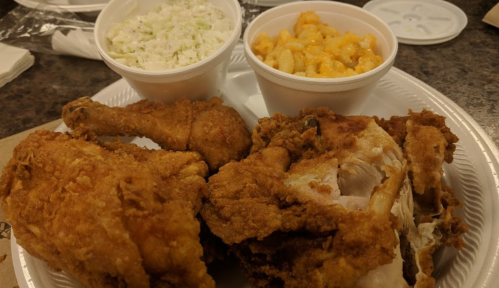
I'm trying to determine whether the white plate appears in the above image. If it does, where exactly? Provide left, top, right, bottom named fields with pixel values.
left=257, top=0, right=299, bottom=7
left=14, top=0, right=109, bottom=13
left=11, top=44, right=499, bottom=288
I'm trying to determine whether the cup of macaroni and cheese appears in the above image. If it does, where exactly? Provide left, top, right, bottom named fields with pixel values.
left=243, top=1, right=398, bottom=116
left=95, top=0, right=241, bottom=103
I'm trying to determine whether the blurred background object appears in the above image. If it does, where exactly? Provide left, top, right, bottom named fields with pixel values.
left=239, top=0, right=260, bottom=38
left=0, top=43, right=34, bottom=88
left=0, top=5, right=99, bottom=59
left=13, top=0, right=109, bottom=13
left=483, top=2, right=499, bottom=28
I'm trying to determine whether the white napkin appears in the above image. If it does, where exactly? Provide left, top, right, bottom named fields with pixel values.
left=52, top=29, right=101, bottom=60
left=0, top=43, right=35, bottom=88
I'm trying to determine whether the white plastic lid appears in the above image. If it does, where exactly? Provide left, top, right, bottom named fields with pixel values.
left=363, top=0, right=467, bottom=45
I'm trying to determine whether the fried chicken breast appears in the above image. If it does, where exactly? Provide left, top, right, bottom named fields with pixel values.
left=202, top=108, right=409, bottom=287
left=62, top=96, right=251, bottom=172
left=0, top=130, right=214, bottom=288
left=202, top=108, right=467, bottom=288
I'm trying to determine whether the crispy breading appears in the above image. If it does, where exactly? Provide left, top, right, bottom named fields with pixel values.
left=406, top=120, right=446, bottom=190
left=374, top=109, right=458, bottom=163
left=376, top=109, right=467, bottom=287
left=204, top=108, right=467, bottom=288
left=62, top=96, right=251, bottom=171
left=232, top=217, right=399, bottom=288
left=0, top=130, right=214, bottom=288
left=202, top=108, right=408, bottom=287
left=1, top=101, right=467, bottom=288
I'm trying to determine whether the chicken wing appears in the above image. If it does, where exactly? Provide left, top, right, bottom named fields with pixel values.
left=0, top=130, right=214, bottom=288
left=62, top=96, right=251, bottom=171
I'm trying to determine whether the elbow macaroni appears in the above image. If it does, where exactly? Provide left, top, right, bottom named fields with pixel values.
left=251, top=11, right=383, bottom=78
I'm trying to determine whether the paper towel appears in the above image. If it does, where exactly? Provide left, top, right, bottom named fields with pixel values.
left=0, top=43, right=35, bottom=88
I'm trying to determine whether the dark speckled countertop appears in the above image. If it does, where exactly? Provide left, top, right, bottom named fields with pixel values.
left=0, top=0, right=498, bottom=148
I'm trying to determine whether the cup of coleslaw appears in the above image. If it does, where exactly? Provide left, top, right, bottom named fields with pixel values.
left=95, top=0, right=242, bottom=103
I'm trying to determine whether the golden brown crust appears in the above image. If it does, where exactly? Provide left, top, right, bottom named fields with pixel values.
left=203, top=108, right=407, bottom=287
left=415, top=246, right=437, bottom=288
left=375, top=109, right=459, bottom=163
left=405, top=122, right=446, bottom=192
left=2, top=103, right=468, bottom=288
left=376, top=109, right=466, bottom=287
left=0, top=130, right=214, bottom=288
left=62, top=96, right=251, bottom=171
left=438, top=186, right=468, bottom=250
left=232, top=211, right=399, bottom=288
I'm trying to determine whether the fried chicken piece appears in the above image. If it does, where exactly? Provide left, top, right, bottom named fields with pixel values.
left=202, top=108, right=409, bottom=287
left=62, top=96, right=251, bottom=171
left=0, top=130, right=214, bottom=288
left=232, top=226, right=406, bottom=288
left=405, top=121, right=447, bottom=195
left=99, top=139, right=206, bottom=212
left=374, top=109, right=458, bottom=163
left=204, top=107, right=467, bottom=288
left=376, top=109, right=467, bottom=288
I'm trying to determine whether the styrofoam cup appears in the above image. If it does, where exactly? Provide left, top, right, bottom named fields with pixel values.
left=95, top=0, right=242, bottom=103
left=243, top=1, right=398, bottom=116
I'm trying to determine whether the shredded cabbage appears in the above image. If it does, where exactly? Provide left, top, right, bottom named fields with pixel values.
left=106, top=0, right=233, bottom=70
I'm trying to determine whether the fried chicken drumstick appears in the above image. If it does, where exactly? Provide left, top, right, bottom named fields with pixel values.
left=0, top=130, right=215, bottom=288
left=62, top=96, right=251, bottom=171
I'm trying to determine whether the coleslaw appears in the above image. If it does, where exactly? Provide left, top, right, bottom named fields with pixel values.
left=106, top=0, right=233, bottom=70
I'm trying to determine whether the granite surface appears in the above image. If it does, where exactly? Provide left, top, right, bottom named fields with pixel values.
left=0, top=0, right=498, bottom=149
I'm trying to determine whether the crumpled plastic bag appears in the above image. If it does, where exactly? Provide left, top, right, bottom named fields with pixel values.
left=0, top=5, right=100, bottom=60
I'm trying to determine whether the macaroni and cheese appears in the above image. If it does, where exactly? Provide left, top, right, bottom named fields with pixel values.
left=251, top=11, right=383, bottom=78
